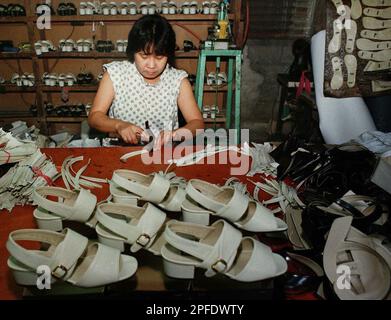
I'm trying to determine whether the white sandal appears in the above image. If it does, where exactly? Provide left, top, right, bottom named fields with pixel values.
left=95, top=202, right=167, bottom=254
left=111, top=169, right=186, bottom=212
left=323, top=216, right=391, bottom=300
left=183, top=179, right=288, bottom=232
left=161, top=219, right=287, bottom=281
left=6, top=228, right=137, bottom=287
left=32, top=186, right=97, bottom=231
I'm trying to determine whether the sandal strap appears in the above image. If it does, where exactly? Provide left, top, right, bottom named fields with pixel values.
left=96, top=202, right=166, bottom=252
left=32, top=186, right=96, bottom=223
left=6, top=228, right=88, bottom=280
left=68, top=243, right=122, bottom=287
left=112, top=170, right=170, bottom=203
left=186, top=179, right=249, bottom=221
left=164, top=220, right=242, bottom=277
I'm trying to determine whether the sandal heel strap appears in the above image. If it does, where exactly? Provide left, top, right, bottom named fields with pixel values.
left=112, top=170, right=170, bottom=203
left=32, top=186, right=96, bottom=222
left=164, top=220, right=242, bottom=277
left=96, top=203, right=166, bottom=253
left=6, top=228, right=88, bottom=280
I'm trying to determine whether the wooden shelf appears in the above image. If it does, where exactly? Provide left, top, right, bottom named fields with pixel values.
left=0, top=112, right=37, bottom=118
left=0, top=16, right=27, bottom=23
left=41, top=85, right=98, bottom=92
left=40, top=84, right=225, bottom=93
left=46, top=116, right=87, bottom=123
left=38, top=50, right=199, bottom=59
left=204, top=117, right=226, bottom=123
left=0, top=84, right=36, bottom=92
left=0, top=52, right=33, bottom=59
left=29, top=14, right=233, bottom=23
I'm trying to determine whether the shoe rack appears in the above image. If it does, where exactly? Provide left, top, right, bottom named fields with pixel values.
left=0, top=0, right=243, bottom=135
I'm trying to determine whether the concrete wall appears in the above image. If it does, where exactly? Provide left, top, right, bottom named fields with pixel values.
left=240, top=39, right=295, bottom=142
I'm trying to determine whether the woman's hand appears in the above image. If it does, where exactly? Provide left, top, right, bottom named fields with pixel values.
left=115, top=121, right=145, bottom=144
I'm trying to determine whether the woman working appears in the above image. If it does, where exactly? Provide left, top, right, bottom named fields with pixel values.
left=88, top=14, right=205, bottom=149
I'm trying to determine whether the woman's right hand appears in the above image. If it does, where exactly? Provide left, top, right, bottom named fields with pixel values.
left=115, top=121, right=144, bottom=144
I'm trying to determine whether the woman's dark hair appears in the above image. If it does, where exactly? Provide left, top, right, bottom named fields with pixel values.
left=126, top=14, right=176, bottom=67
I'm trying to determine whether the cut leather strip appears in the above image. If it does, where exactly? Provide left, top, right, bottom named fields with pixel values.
left=345, top=20, right=357, bottom=53
left=358, top=49, right=391, bottom=61
left=363, top=0, right=391, bottom=6
left=357, top=38, right=391, bottom=50
left=364, top=7, right=391, bottom=19
left=351, top=0, right=362, bottom=20
left=363, top=17, right=391, bottom=29
left=328, top=17, right=344, bottom=53
left=364, top=60, right=391, bottom=71
left=345, top=55, right=357, bottom=88
left=361, top=28, right=391, bottom=40
left=331, top=56, right=344, bottom=90
left=372, top=80, right=391, bottom=92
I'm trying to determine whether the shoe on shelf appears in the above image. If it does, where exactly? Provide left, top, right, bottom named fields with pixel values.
left=161, top=0, right=169, bottom=14
left=129, top=1, right=137, bottom=15
left=182, top=1, right=190, bottom=14
left=168, top=1, right=177, bottom=14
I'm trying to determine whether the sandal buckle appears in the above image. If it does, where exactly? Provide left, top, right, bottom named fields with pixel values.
left=51, top=265, right=68, bottom=279
left=211, top=259, right=227, bottom=273
left=136, top=234, right=151, bottom=247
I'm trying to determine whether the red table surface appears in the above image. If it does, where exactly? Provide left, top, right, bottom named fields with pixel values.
left=2, top=146, right=282, bottom=299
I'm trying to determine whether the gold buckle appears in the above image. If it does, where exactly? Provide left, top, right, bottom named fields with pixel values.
left=136, top=234, right=151, bottom=247
left=211, top=259, right=228, bottom=273
left=51, top=265, right=68, bottom=279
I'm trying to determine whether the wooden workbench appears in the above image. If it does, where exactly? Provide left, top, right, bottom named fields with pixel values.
left=0, top=146, right=280, bottom=299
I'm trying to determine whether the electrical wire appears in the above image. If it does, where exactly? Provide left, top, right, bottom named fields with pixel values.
left=172, top=22, right=203, bottom=42
left=239, top=0, right=250, bottom=48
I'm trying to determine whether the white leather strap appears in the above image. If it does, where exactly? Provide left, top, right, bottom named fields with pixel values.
left=6, top=228, right=88, bottom=280
left=331, top=56, right=344, bottom=90
left=345, top=54, right=357, bottom=88
left=215, top=188, right=249, bottom=222
left=186, top=179, right=249, bottom=221
left=363, top=0, right=391, bottom=6
left=361, top=28, right=391, bottom=40
left=96, top=202, right=166, bottom=253
left=164, top=220, right=242, bottom=277
left=32, top=186, right=96, bottom=223
left=112, top=170, right=170, bottom=203
left=358, top=49, right=391, bottom=61
left=357, top=38, right=391, bottom=50
left=363, top=17, right=391, bottom=29
left=364, top=7, right=391, bottom=19
left=364, top=60, right=391, bottom=71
